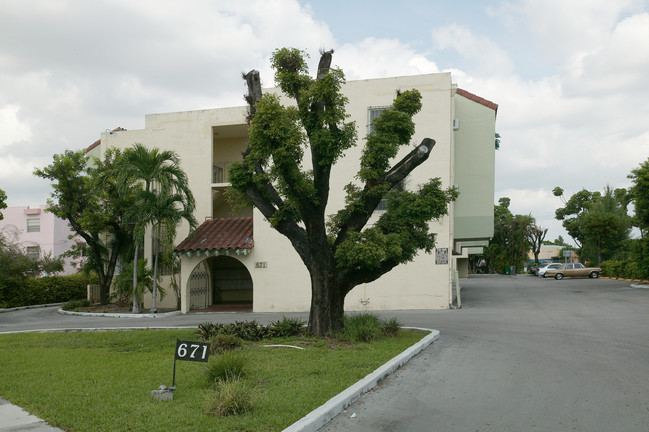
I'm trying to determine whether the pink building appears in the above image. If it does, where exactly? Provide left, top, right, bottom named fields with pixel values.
left=0, top=205, right=78, bottom=275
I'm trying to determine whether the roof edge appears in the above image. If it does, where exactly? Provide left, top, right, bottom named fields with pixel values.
left=456, top=88, right=499, bottom=113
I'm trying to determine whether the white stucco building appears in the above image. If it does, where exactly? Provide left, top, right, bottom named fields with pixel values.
left=88, top=72, right=497, bottom=313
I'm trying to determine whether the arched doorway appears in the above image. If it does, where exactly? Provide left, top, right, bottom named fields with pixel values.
left=207, top=256, right=253, bottom=310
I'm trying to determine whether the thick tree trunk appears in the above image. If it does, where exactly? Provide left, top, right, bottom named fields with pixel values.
left=307, top=269, right=345, bottom=337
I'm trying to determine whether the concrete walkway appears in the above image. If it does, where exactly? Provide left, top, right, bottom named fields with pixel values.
left=0, top=398, right=63, bottom=432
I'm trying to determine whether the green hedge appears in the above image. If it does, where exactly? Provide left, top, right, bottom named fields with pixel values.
left=600, top=259, right=647, bottom=280
left=0, top=273, right=98, bottom=309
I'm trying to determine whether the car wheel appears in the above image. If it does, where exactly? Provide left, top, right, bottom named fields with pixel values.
left=555, top=273, right=564, bottom=280
left=589, top=271, right=599, bottom=278
left=542, top=273, right=547, bottom=278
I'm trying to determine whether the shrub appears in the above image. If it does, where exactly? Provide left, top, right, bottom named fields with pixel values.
left=267, top=316, right=306, bottom=338
left=205, top=350, right=250, bottom=384
left=381, top=317, right=402, bottom=337
left=209, top=334, right=244, bottom=355
left=204, top=378, right=253, bottom=416
left=340, top=313, right=383, bottom=342
left=0, top=273, right=98, bottom=308
left=62, top=299, right=90, bottom=311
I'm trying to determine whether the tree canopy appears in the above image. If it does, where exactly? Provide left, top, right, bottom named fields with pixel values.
left=34, top=149, right=136, bottom=304
left=483, top=197, right=534, bottom=273
left=0, top=188, right=7, bottom=220
left=228, top=48, right=456, bottom=335
left=553, top=186, right=630, bottom=265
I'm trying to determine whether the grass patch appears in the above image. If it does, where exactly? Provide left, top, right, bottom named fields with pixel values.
left=0, top=328, right=425, bottom=432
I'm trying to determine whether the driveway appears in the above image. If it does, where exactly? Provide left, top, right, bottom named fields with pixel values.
left=321, top=275, right=649, bottom=432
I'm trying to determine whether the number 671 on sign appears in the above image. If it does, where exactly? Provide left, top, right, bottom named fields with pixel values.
left=174, top=339, right=210, bottom=362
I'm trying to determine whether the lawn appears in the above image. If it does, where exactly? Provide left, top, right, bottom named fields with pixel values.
left=0, top=328, right=425, bottom=432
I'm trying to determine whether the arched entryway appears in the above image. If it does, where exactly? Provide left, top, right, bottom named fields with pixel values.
left=207, top=256, right=253, bottom=310
left=186, top=256, right=253, bottom=312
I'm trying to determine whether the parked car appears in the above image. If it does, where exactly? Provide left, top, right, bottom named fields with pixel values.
left=538, top=263, right=562, bottom=277
left=530, top=262, right=556, bottom=276
left=529, top=263, right=542, bottom=274
left=546, top=263, right=602, bottom=280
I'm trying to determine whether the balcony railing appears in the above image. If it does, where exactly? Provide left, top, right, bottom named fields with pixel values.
left=213, top=161, right=236, bottom=184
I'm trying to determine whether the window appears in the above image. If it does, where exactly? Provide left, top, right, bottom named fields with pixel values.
left=26, top=218, right=40, bottom=233
left=374, top=178, right=407, bottom=213
left=368, top=107, right=389, bottom=134
left=26, top=246, right=40, bottom=260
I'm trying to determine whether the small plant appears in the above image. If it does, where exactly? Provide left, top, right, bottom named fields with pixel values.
left=381, top=317, right=402, bottom=337
left=209, top=334, right=244, bottom=355
left=204, top=378, right=253, bottom=416
left=267, top=316, right=306, bottom=338
left=229, top=320, right=269, bottom=341
left=205, top=350, right=250, bottom=384
left=196, top=322, right=223, bottom=341
left=340, top=313, right=383, bottom=342
left=62, top=299, right=90, bottom=311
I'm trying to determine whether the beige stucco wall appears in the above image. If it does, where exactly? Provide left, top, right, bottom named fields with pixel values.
left=452, top=93, right=496, bottom=243
left=94, top=73, right=488, bottom=313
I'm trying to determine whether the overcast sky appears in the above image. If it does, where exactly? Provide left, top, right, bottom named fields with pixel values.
left=2, top=0, right=648, bottom=243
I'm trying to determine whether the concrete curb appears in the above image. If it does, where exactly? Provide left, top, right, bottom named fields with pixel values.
left=57, top=309, right=182, bottom=318
left=281, top=327, right=440, bottom=432
left=0, top=303, right=64, bottom=314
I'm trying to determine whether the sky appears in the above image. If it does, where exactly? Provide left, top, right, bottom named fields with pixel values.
left=2, top=0, right=649, bottom=243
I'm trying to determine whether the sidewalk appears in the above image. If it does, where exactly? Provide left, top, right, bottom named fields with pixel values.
left=0, top=398, right=63, bottom=432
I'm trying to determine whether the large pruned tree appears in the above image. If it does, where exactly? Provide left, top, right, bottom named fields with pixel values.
left=34, top=149, right=135, bottom=304
left=228, top=48, right=456, bottom=336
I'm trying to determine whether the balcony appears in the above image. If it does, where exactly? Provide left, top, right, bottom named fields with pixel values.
left=212, top=161, right=236, bottom=184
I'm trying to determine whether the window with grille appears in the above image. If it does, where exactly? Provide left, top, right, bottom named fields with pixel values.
left=374, top=178, right=407, bottom=213
left=26, top=218, right=40, bottom=233
left=26, top=246, right=40, bottom=259
left=368, top=107, right=389, bottom=134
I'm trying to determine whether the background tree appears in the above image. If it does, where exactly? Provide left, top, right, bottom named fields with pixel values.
left=34, top=149, right=135, bottom=304
left=627, top=159, right=649, bottom=277
left=0, top=226, right=64, bottom=280
left=483, top=197, right=534, bottom=273
left=554, top=186, right=630, bottom=264
left=527, top=224, right=548, bottom=263
left=580, top=186, right=631, bottom=265
left=0, top=188, right=7, bottom=219
left=553, top=187, right=600, bottom=249
left=117, top=144, right=196, bottom=313
left=228, top=48, right=456, bottom=336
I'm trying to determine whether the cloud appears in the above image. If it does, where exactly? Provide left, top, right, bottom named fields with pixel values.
left=334, top=38, right=440, bottom=80
left=432, top=23, right=515, bottom=76
left=0, top=105, right=32, bottom=150
left=563, top=12, right=649, bottom=98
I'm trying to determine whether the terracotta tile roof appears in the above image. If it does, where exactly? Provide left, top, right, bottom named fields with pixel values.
left=85, top=127, right=127, bottom=153
left=174, top=217, right=253, bottom=255
left=456, top=88, right=499, bottom=114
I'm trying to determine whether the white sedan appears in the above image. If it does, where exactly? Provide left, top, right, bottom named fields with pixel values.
left=538, top=263, right=562, bottom=277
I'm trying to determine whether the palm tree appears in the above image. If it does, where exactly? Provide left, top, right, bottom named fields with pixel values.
left=119, top=144, right=197, bottom=313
